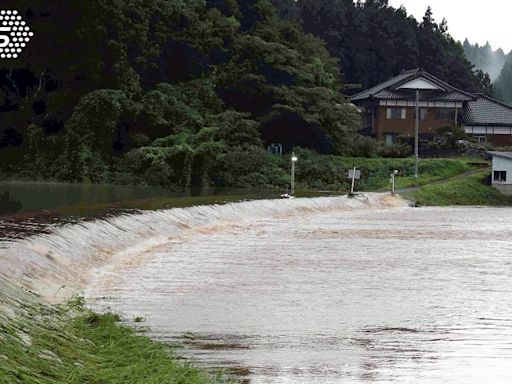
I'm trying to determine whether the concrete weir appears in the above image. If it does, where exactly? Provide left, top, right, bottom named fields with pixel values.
left=0, top=193, right=407, bottom=304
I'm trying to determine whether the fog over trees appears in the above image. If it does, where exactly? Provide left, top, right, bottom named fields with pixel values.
left=463, top=39, right=509, bottom=81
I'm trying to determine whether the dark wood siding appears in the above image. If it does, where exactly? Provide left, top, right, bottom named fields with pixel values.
left=376, top=107, right=456, bottom=141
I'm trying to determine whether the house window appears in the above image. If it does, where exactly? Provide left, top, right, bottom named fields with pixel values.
left=385, top=133, right=398, bottom=145
left=386, top=107, right=406, bottom=120
left=435, top=108, right=455, bottom=120
left=494, top=171, right=507, bottom=182
left=475, top=135, right=487, bottom=145
left=413, top=108, right=428, bottom=120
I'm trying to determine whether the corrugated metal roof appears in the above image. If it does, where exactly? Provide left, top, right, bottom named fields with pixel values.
left=463, top=96, right=512, bottom=126
left=488, top=151, right=512, bottom=160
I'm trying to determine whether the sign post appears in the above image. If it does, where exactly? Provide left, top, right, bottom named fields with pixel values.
left=347, top=167, right=361, bottom=194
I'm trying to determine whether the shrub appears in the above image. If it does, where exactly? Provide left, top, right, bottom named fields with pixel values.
left=378, top=143, right=412, bottom=158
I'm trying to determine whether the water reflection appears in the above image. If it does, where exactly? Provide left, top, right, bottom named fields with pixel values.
left=0, top=181, right=267, bottom=213
left=0, top=191, right=22, bottom=214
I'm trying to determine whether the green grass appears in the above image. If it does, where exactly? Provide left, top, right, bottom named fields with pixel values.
left=289, top=149, right=485, bottom=192
left=403, top=171, right=512, bottom=206
left=391, top=159, right=473, bottom=190
left=0, top=284, right=225, bottom=384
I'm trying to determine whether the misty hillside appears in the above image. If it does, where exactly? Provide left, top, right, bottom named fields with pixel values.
left=463, top=39, right=509, bottom=81
left=494, top=56, right=512, bottom=105
left=462, top=40, right=512, bottom=106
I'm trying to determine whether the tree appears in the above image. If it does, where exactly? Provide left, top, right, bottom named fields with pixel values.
left=62, top=90, right=134, bottom=181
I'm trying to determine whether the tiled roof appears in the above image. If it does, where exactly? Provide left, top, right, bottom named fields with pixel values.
left=351, top=70, right=416, bottom=101
left=351, top=68, right=475, bottom=103
left=463, top=96, right=512, bottom=126
left=372, top=89, right=473, bottom=102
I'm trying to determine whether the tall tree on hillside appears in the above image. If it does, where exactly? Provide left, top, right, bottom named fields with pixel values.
left=416, top=7, right=485, bottom=93
left=220, top=0, right=360, bottom=153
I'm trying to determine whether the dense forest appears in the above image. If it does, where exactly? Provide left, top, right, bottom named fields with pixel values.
left=277, top=0, right=492, bottom=95
left=0, top=0, right=495, bottom=188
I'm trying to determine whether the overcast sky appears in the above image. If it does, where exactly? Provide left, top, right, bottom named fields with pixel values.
left=387, top=0, right=512, bottom=53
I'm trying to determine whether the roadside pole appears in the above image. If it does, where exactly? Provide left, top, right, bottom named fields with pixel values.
left=415, top=88, right=419, bottom=178
left=351, top=166, right=356, bottom=194
left=291, top=152, right=298, bottom=196
left=390, top=170, right=398, bottom=194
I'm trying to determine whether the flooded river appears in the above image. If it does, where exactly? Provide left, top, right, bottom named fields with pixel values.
left=83, top=200, right=512, bottom=383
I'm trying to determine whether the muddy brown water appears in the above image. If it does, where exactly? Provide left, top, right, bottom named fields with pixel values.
left=84, top=204, right=512, bottom=383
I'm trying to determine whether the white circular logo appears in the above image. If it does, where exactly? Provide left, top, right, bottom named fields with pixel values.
left=0, top=10, right=33, bottom=59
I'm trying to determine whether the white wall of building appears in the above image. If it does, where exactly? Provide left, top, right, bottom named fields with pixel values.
left=492, top=156, right=512, bottom=185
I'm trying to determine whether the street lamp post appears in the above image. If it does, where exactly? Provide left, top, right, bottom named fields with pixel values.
left=291, top=152, right=298, bottom=196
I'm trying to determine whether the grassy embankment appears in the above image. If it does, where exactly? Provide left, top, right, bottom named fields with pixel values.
left=403, top=171, right=512, bottom=206
left=294, top=151, right=512, bottom=207
left=290, top=151, right=486, bottom=192
left=48, top=156, right=487, bottom=216
left=0, top=282, right=225, bottom=384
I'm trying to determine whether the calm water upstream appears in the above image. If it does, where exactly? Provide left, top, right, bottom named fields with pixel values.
left=81, top=203, right=512, bottom=383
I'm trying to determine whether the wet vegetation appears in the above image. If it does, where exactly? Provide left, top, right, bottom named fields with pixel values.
left=0, top=285, right=226, bottom=384
left=289, top=150, right=483, bottom=191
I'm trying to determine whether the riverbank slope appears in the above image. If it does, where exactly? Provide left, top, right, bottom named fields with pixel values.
left=402, top=171, right=512, bottom=206
left=0, top=280, right=224, bottom=384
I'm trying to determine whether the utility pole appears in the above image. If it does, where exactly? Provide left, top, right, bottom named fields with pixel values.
left=415, top=88, right=420, bottom=179
left=291, top=152, right=298, bottom=196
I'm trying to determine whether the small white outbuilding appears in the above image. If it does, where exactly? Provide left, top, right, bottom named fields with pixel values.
left=489, top=152, right=512, bottom=195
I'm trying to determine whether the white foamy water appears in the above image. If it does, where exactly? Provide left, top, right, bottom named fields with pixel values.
left=0, top=194, right=398, bottom=302
left=3, top=194, right=512, bottom=383
left=82, top=200, right=512, bottom=383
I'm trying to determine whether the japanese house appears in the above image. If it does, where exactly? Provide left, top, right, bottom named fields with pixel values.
left=351, top=68, right=512, bottom=147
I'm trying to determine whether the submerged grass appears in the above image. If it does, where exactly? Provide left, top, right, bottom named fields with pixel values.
left=404, top=171, right=512, bottom=206
left=0, top=285, right=226, bottom=384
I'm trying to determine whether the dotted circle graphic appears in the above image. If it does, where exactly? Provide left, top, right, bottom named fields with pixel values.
left=0, top=10, right=32, bottom=59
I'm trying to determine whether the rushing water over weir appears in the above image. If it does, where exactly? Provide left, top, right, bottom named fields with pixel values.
left=3, top=194, right=512, bottom=383
left=0, top=194, right=399, bottom=302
